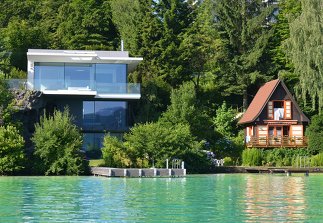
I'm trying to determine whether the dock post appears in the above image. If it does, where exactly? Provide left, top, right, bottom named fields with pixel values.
left=124, top=169, right=127, bottom=177
left=166, top=159, right=169, bottom=169
left=153, top=168, right=157, bottom=177
left=139, top=169, right=142, bottom=177
left=108, top=169, right=112, bottom=177
left=168, top=169, right=172, bottom=176
left=181, top=161, right=185, bottom=169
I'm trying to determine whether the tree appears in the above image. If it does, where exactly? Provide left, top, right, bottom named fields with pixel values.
left=102, top=134, right=131, bottom=168
left=0, top=75, right=14, bottom=126
left=179, top=0, right=223, bottom=92
left=53, top=0, right=119, bottom=50
left=124, top=122, right=204, bottom=168
left=215, top=0, right=276, bottom=109
left=306, top=114, right=323, bottom=154
left=32, top=109, right=89, bottom=175
left=284, top=0, right=323, bottom=113
left=0, top=125, right=25, bottom=175
left=161, top=82, right=214, bottom=141
left=2, top=19, right=48, bottom=71
left=213, top=101, right=237, bottom=138
left=269, top=0, right=301, bottom=73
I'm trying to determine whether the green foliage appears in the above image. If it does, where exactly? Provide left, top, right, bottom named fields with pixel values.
left=0, top=75, right=16, bottom=126
left=102, top=134, right=130, bottom=168
left=223, top=157, right=233, bottom=166
left=306, top=114, right=323, bottom=154
left=0, top=125, right=25, bottom=175
left=213, top=102, right=237, bottom=137
left=102, top=122, right=206, bottom=172
left=2, top=19, right=48, bottom=71
left=284, top=0, right=323, bottom=113
left=310, top=153, right=323, bottom=167
left=161, top=82, right=214, bottom=141
left=242, top=148, right=263, bottom=166
left=125, top=122, right=204, bottom=168
left=269, top=0, right=301, bottom=73
left=32, top=109, right=89, bottom=175
left=214, top=0, right=275, bottom=109
left=242, top=148, right=310, bottom=167
left=54, top=0, right=118, bottom=50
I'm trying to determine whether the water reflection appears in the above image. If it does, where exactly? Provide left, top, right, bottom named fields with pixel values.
left=244, top=175, right=306, bottom=222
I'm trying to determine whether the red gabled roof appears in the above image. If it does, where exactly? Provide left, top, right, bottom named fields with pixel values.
left=238, top=79, right=280, bottom=124
left=238, top=79, right=310, bottom=124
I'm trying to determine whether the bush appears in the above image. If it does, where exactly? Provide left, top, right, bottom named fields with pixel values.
left=306, top=114, right=323, bottom=154
left=310, top=153, right=323, bottom=167
left=32, top=109, right=89, bottom=175
left=223, top=157, right=233, bottom=166
left=0, top=125, right=25, bottom=175
left=102, top=135, right=131, bottom=168
left=242, top=148, right=263, bottom=166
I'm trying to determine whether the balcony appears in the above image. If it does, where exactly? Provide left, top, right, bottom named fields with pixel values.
left=247, top=136, right=308, bottom=148
left=7, top=79, right=141, bottom=99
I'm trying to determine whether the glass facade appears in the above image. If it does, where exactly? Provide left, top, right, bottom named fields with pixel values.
left=83, top=101, right=128, bottom=131
left=65, top=63, right=95, bottom=89
left=34, top=63, right=64, bottom=90
left=33, top=63, right=132, bottom=93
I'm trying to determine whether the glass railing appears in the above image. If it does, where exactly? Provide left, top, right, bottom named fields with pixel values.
left=9, top=78, right=140, bottom=94
left=6, top=79, right=27, bottom=90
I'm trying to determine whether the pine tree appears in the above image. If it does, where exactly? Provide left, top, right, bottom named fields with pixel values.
left=215, top=0, right=276, bottom=109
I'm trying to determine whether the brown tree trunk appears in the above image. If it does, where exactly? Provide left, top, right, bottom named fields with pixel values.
left=243, top=89, right=248, bottom=111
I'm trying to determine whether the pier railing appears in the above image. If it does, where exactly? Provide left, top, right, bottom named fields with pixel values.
left=247, top=136, right=308, bottom=148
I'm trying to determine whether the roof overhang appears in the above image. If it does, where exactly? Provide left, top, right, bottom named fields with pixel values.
left=27, top=49, right=143, bottom=72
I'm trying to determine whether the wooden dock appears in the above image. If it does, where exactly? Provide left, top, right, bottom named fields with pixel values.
left=244, top=167, right=323, bottom=176
left=91, top=167, right=186, bottom=178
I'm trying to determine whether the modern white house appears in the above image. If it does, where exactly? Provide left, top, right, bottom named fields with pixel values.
left=27, top=49, right=143, bottom=156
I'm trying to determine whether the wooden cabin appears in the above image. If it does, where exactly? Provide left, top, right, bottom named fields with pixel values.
left=238, top=79, right=309, bottom=148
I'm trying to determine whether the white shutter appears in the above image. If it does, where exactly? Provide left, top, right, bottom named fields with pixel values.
left=285, top=100, right=292, bottom=119
left=268, top=101, right=273, bottom=119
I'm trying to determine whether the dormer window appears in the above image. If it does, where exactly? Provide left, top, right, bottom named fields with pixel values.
left=267, top=100, right=292, bottom=120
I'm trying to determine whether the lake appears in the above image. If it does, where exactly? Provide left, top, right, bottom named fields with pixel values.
left=0, top=174, right=322, bottom=222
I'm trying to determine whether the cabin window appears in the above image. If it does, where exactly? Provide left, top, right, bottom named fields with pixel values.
left=273, top=101, right=284, bottom=120
left=267, top=100, right=292, bottom=120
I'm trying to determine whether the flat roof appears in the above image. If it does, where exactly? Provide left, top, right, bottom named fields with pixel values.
left=27, top=49, right=143, bottom=72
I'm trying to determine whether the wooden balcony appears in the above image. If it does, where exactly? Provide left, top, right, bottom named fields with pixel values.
left=246, top=136, right=308, bottom=148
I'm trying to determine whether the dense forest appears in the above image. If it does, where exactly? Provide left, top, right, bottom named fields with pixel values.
left=0, top=0, right=322, bottom=174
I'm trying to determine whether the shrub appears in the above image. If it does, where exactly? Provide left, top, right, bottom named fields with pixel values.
left=102, top=135, right=131, bottom=168
left=223, top=157, right=233, bottom=166
left=32, top=109, right=89, bottom=175
left=242, top=148, right=263, bottom=166
left=306, top=114, right=323, bottom=154
left=310, top=153, right=323, bottom=167
left=124, top=122, right=204, bottom=169
left=0, top=125, right=25, bottom=175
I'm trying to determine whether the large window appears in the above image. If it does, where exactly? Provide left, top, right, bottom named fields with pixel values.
left=34, top=62, right=64, bottom=90
left=96, top=64, right=127, bottom=93
left=33, top=63, right=127, bottom=92
left=65, top=63, right=95, bottom=89
left=82, top=101, right=127, bottom=131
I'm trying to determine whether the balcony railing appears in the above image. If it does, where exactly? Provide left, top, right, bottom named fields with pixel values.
left=7, top=79, right=140, bottom=95
left=6, top=79, right=27, bottom=90
left=247, top=136, right=308, bottom=148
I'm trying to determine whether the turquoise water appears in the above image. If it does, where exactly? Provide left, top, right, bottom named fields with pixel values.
left=0, top=174, right=322, bottom=222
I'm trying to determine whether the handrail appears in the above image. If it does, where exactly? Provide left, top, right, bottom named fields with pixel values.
left=247, top=136, right=308, bottom=147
